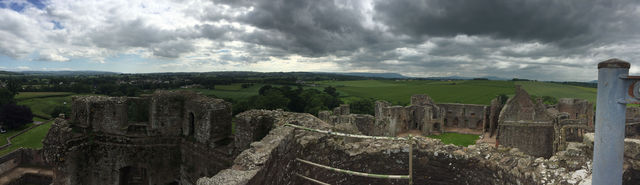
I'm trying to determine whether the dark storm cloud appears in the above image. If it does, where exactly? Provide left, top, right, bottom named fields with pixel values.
left=218, top=0, right=386, bottom=56
left=374, top=0, right=630, bottom=46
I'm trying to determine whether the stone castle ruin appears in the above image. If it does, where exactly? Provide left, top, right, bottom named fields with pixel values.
left=497, top=86, right=594, bottom=158
left=319, top=85, right=595, bottom=158
left=319, top=94, right=489, bottom=137
left=43, top=91, right=235, bottom=184
left=35, top=88, right=640, bottom=184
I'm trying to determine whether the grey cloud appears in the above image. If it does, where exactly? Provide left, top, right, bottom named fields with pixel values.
left=234, top=0, right=383, bottom=56
left=374, top=0, right=636, bottom=47
left=87, top=18, right=202, bottom=58
left=152, top=39, right=195, bottom=58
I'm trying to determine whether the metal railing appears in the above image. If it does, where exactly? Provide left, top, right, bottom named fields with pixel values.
left=284, top=123, right=414, bottom=185
left=594, top=59, right=639, bottom=185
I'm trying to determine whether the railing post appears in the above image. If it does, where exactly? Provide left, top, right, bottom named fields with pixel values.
left=593, top=59, right=629, bottom=185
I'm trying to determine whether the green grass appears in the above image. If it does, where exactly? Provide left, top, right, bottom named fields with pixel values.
left=0, top=122, right=52, bottom=156
left=426, top=132, right=480, bottom=147
left=18, top=95, right=74, bottom=119
left=516, top=81, right=597, bottom=103
left=317, top=80, right=516, bottom=105
left=0, top=123, right=34, bottom=146
left=180, top=84, right=267, bottom=102
left=15, top=92, right=74, bottom=101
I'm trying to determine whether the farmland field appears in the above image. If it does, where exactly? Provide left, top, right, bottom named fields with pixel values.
left=18, top=95, right=74, bottom=119
left=180, top=84, right=263, bottom=102
left=180, top=80, right=598, bottom=106
left=318, top=80, right=597, bottom=105
left=15, top=92, right=74, bottom=101
left=516, top=81, right=597, bottom=103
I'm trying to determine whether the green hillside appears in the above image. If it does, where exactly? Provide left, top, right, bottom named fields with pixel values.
left=317, top=80, right=597, bottom=105
left=516, top=81, right=597, bottom=103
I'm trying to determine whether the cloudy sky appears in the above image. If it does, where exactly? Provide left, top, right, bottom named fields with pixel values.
left=1, top=0, right=640, bottom=81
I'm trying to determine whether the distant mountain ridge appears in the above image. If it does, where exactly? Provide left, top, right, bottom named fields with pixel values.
left=338, top=72, right=408, bottom=78
left=17, top=70, right=119, bottom=75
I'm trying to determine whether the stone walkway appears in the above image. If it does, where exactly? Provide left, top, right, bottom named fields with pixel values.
left=0, top=167, right=53, bottom=185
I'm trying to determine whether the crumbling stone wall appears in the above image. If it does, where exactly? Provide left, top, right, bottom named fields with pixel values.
left=626, top=107, right=640, bottom=138
left=198, top=110, right=604, bottom=185
left=487, top=96, right=506, bottom=137
left=498, top=86, right=556, bottom=158
left=43, top=91, right=234, bottom=185
left=557, top=98, right=594, bottom=127
left=438, top=103, right=487, bottom=133
left=374, top=95, right=445, bottom=136
left=318, top=105, right=379, bottom=136
left=497, top=86, right=594, bottom=158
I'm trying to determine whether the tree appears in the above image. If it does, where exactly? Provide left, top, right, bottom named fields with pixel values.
left=258, top=85, right=273, bottom=96
left=254, top=89, right=289, bottom=110
left=323, top=86, right=339, bottom=97
left=350, top=98, right=375, bottom=115
left=0, top=103, right=33, bottom=129
left=6, top=79, right=21, bottom=95
left=0, top=88, right=15, bottom=105
left=497, top=94, right=508, bottom=104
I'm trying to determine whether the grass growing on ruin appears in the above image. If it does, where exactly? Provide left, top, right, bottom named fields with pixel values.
left=0, top=122, right=52, bottom=156
left=427, top=133, right=480, bottom=147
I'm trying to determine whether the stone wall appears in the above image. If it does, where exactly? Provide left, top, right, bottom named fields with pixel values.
left=498, top=86, right=556, bottom=158
left=43, top=91, right=234, bottom=185
left=198, top=110, right=604, bottom=185
left=0, top=149, right=48, bottom=177
left=626, top=107, right=640, bottom=138
left=318, top=106, right=379, bottom=136
left=438, top=103, right=487, bottom=133
left=487, top=97, right=505, bottom=137
left=557, top=98, right=594, bottom=127
left=374, top=95, right=444, bottom=136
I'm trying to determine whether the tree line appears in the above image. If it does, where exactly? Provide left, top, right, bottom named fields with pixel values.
left=0, top=80, right=33, bottom=130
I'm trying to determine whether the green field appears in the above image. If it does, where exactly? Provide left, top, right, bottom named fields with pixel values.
left=516, top=81, right=597, bottom=103
left=15, top=92, right=74, bottom=101
left=317, top=80, right=514, bottom=105
left=0, top=123, right=34, bottom=146
left=0, top=122, right=52, bottom=156
left=427, top=133, right=480, bottom=147
left=180, top=83, right=268, bottom=102
left=315, top=80, right=597, bottom=105
left=178, top=80, right=598, bottom=106
left=18, top=95, right=74, bottom=119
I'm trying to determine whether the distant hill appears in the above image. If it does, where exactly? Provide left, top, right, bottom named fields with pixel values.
left=419, top=76, right=510, bottom=81
left=328, top=72, right=408, bottom=79
left=19, top=70, right=119, bottom=76
left=0, top=71, right=21, bottom=75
